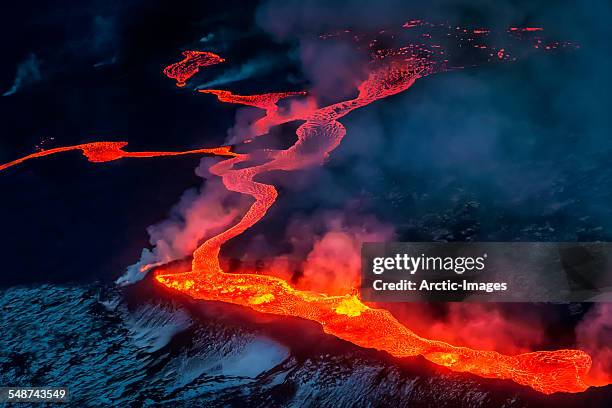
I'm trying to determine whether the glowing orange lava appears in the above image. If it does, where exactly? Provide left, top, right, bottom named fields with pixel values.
left=0, top=141, right=235, bottom=171
left=199, top=89, right=308, bottom=138
left=163, top=50, right=225, bottom=87
left=0, top=24, right=603, bottom=395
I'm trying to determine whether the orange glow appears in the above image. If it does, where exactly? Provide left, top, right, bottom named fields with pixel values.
left=0, top=141, right=236, bottom=171
left=198, top=89, right=307, bottom=109
left=155, top=60, right=595, bottom=394
left=1, top=29, right=604, bottom=394
left=199, top=89, right=309, bottom=138
left=163, top=50, right=225, bottom=87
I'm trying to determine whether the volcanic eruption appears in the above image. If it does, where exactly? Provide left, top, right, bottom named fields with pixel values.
left=0, top=21, right=604, bottom=395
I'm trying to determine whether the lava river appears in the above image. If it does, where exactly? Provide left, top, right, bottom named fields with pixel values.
left=0, top=25, right=603, bottom=395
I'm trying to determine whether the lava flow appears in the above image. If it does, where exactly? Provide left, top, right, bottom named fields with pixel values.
left=0, top=141, right=235, bottom=172
left=0, top=23, right=602, bottom=395
left=199, top=89, right=308, bottom=139
left=154, top=60, right=593, bottom=395
left=162, top=50, right=225, bottom=87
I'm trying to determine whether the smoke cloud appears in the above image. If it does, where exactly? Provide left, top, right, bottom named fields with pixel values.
left=289, top=211, right=395, bottom=295
left=576, top=303, right=612, bottom=386
left=3, top=54, right=41, bottom=97
left=195, top=56, right=279, bottom=89
left=383, top=302, right=545, bottom=355
left=117, top=0, right=610, bottom=382
left=251, top=0, right=612, bottom=371
left=118, top=169, right=249, bottom=285
left=220, top=209, right=395, bottom=295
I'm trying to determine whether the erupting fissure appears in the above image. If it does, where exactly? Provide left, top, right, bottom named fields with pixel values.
left=0, top=25, right=601, bottom=395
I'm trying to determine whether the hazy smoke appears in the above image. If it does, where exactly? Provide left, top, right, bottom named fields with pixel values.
left=291, top=211, right=395, bottom=294
left=298, top=39, right=368, bottom=102
left=254, top=0, right=612, bottom=239
left=118, top=169, right=249, bottom=285
left=146, top=181, right=243, bottom=261
left=251, top=0, right=612, bottom=371
left=576, top=303, right=612, bottom=386
left=117, top=0, right=611, bottom=382
left=225, top=107, right=263, bottom=144
left=384, top=302, right=545, bottom=354
left=196, top=56, right=278, bottom=89
left=228, top=210, right=395, bottom=295
left=3, top=54, right=41, bottom=97
left=225, top=95, right=317, bottom=144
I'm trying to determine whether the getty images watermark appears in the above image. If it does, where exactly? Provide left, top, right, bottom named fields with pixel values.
left=361, top=242, right=612, bottom=302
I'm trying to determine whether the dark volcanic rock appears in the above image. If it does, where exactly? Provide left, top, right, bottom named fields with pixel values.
left=1, top=281, right=610, bottom=407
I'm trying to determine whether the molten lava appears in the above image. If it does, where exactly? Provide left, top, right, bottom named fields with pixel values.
left=163, top=50, right=225, bottom=87
left=0, top=141, right=235, bottom=172
left=198, top=89, right=308, bottom=138
left=155, top=60, right=593, bottom=395
left=0, top=23, right=603, bottom=395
